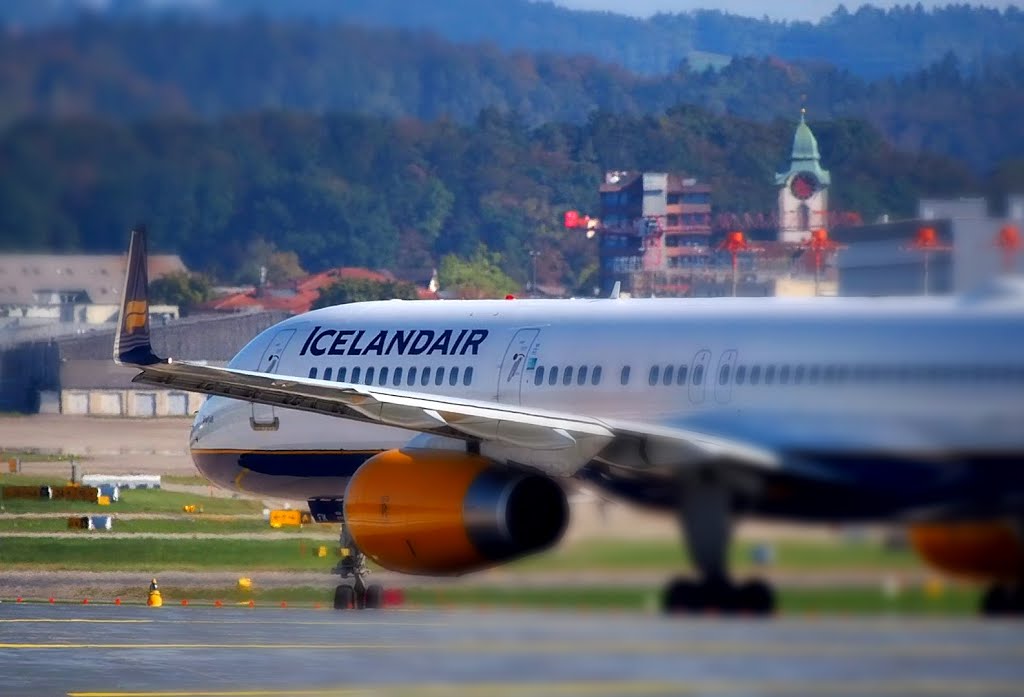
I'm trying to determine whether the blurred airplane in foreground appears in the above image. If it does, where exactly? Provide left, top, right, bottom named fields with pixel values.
left=116, top=228, right=1024, bottom=614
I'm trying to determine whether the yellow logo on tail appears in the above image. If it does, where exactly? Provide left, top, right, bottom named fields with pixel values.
left=124, top=300, right=148, bottom=334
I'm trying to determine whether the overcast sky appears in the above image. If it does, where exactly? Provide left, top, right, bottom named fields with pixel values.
left=551, top=1, right=1017, bottom=21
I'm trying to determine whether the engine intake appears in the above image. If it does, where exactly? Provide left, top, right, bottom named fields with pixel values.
left=343, top=449, right=568, bottom=575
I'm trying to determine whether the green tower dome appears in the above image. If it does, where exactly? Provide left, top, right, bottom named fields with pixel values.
left=791, top=111, right=821, bottom=162
left=775, top=110, right=830, bottom=187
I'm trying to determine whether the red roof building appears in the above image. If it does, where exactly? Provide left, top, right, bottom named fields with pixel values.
left=203, top=267, right=436, bottom=314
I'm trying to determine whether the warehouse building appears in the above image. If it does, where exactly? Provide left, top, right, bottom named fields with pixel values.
left=0, top=311, right=288, bottom=415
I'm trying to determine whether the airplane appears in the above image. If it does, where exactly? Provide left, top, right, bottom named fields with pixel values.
left=115, top=228, right=1024, bottom=614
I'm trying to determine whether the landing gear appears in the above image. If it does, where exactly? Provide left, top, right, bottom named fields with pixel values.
left=331, top=521, right=383, bottom=610
left=981, top=583, right=1024, bottom=616
left=661, top=473, right=776, bottom=616
left=662, top=577, right=775, bottom=615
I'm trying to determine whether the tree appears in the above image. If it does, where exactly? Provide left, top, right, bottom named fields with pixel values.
left=149, top=271, right=213, bottom=316
left=313, top=277, right=420, bottom=309
left=439, top=246, right=520, bottom=299
left=233, top=238, right=306, bottom=286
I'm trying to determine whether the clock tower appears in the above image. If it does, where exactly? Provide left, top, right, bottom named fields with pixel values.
left=776, top=110, right=830, bottom=243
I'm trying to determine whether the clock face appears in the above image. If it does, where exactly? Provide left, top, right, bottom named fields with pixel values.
left=790, top=173, right=818, bottom=200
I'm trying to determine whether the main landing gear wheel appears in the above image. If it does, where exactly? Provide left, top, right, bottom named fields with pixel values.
left=662, top=578, right=776, bottom=615
left=333, top=584, right=356, bottom=610
left=362, top=584, right=383, bottom=610
left=981, top=584, right=1024, bottom=616
left=330, top=515, right=381, bottom=611
left=334, top=581, right=384, bottom=610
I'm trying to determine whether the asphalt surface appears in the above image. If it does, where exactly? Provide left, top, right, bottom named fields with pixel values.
left=2, top=603, right=1023, bottom=697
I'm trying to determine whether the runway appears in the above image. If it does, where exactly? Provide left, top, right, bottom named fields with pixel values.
left=2, top=603, right=1024, bottom=697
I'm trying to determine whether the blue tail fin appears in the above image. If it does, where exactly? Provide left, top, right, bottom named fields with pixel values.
left=113, top=226, right=161, bottom=366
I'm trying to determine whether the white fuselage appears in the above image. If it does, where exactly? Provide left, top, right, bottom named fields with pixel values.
left=189, top=289, right=1024, bottom=515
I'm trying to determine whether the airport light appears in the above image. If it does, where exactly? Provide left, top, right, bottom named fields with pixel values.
left=718, top=231, right=749, bottom=297
left=905, top=226, right=952, bottom=296
left=996, top=224, right=1021, bottom=274
left=801, top=228, right=844, bottom=296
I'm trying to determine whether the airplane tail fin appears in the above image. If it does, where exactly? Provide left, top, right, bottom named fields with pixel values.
left=113, top=226, right=161, bottom=366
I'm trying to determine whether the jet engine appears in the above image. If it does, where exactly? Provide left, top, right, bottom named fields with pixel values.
left=343, top=449, right=568, bottom=575
left=908, top=520, right=1024, bottom=581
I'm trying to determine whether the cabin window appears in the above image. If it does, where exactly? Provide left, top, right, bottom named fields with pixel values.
left=549, top=366, right=559, bottom=386
left=337, top=367, right=347, bottom=382
left=693, top=364, right=704, bottom=385
left=449, top=367, right=459, bottom=386
left=463, top=367, right=474, bottom=386
left=562, top=366, right=573, bottom=386
left=676, top=365, right=688, bottom=385
left=620, top=366, right=631, bottom=385
left=648, top=366, right=660, bottom=386
left=308, top=367, right=318, bottom=379
left=663, top=365, right=674, bottom=386
left=365, top=367, right=375, bottom=385
left=351, top=367, right=361, bottom=383
left=779, top=365, right=791, bottom=385
left=735, top=365, right=746, bottom=385
left=535, top=367, right=545, bottom=386
left=764, top=365, right=775, bottom=385
left=407, top=367, right=417, bottom=386
left=719, top=364, right=730, bottom=386
left=591, top=366, right=603, bottom=385
left=749, top=365, right=761, bottom=386
left=420, top=367, right=431, bottom=386
left=379, top=367, right=389, bottom=385
left=435, top=368, right=445, bottom=386
left=793, top=365, right=805, bottom=385
left=577, top=366, right=588, bottom=385
left=323, top=367, right=333, bottom=381
left=393, top=367, right=403, bottom=386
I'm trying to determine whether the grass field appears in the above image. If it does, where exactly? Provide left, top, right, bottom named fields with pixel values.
left=0, top=534, right=924, bottom=574
left=0, top=516, right=322, bottom=535
left=0, top=474, right=263, bottom=515
left=511, top=538, right=920, bottom=572
left=0, top=537, right=339, bottom=570
left=1, top=450, right=84, bottom=463
left=65, top=584, right=981, bottom=616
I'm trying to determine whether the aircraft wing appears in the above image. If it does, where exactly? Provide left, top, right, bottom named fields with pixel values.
left=114, top=229, right=786, bottom=475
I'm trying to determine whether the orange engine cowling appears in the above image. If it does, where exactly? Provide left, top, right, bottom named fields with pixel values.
left=908, top=521, right=1024, bottom=582
left=343, top=449, right=568, bottom=575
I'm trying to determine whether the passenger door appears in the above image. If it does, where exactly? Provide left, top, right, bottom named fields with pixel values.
left=250, top=329, right=295, bottom=431
left=497, top=329, right=540, bottom=405
left=689, top=349, right=712, bottom=405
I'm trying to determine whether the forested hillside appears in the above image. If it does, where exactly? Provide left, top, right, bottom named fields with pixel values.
left=1, top=107, right=999, bottom=290
left=3, top=1, right=1022, bottom=78
left=1, top=18, right=1021, bottom=171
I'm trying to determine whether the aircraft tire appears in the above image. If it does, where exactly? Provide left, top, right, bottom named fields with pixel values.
left=662, top=578, right=776, bottom=615
left=363, top=584, right=384, bottom=609
left=736, top=579, right=776, bottom=616
left=334, top=584, right=356, bottom=610
left=662, top=578, right=701, bottom=614
left=981, top=584, right=1023, bottom=616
